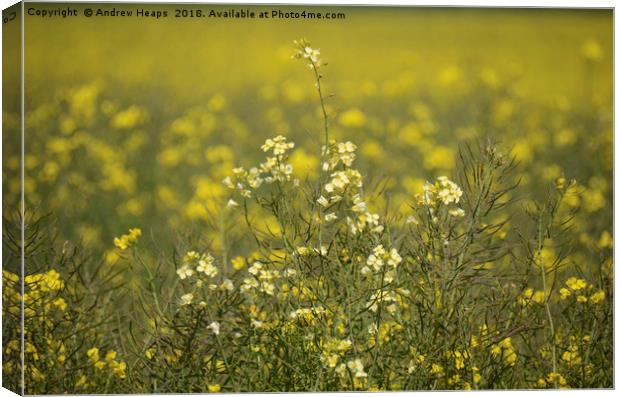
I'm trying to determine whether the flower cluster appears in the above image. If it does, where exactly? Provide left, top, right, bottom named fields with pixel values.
left=321, top=140, right=357, bottom=171
left=295, top=245, right=328, bottom=257
left=491, top=337, right=517, bottom=366
left=367, top=321, right=404, bottom=347
left=24, top=269, right=65, bottom=292
left=325, top=169, right=363, bottom=196
left=317, top=140, right=385, bottom=235
left=559, top=277, right=605, bottom=304
left=292, top=39, right=322, bottom=69
left=537, top=372, right=568, bottom=388
left=289, top=306, right=327, bottom=327
left=261, top=135, right=295, bottom=155
left=86, top=347, right=127, bottom=379
left=113, top=227, right=141, bottom=250
left=518, top=288, right=546, bottom=306
left=361, top=244, right=402, bottom=276
left=420, top=176, right=465, bottom=219
left=347, top=208, right=383, bottom=235
left=224, top=135, right=296, bottom=198
left=367, top=288, right=409, bottom=314
left=176, top=250, right=219, bottom=280
left=320, top=338, right=353, bottom=368
left=335, top=358, right=367, bottom=379
left=241, top=261, right=295, bottom=297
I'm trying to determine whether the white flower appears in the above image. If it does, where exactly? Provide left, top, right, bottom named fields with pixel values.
left=207, top=321, right=220, bottom=335
left=317, top=245, right=328, bottom=256
left=248, top=262, right=263, bottom=275
left=449, top=208, right=465, bottom=217
left=325, top=212, right=338, bottom=222
left=180, top=293, right=194, bottom=306
left=261, top=135, right=295, bottom=156
left=317, top=196, right=330, bottom=207
left=176, top=265, right=194, bottom=280
left=261, top=282, right=275, bottom=295
left=296, top=246, right=310, bottom=256
left=387, top=248, right=402, bottom=267
left=347, top=359, right=367, bottom=378
left=338, top=141, right=356, bottom=154
left=351, top=199, right=367, bottom=213
left=197, top=254, right=218, bottom=278
left=424, top=176, right=463, bottom=206
left=222, top=176, right=234, bottom=189
left=406, top=215, right=419, bottom=225
left=227, top=199, right=239, bottom=209
left=183, top=251, right=201, bottom=264
left=366, top=254, right=383, bottom=271
left=335, top=363, right=348, bottom=377
left=221, top=279, right=234, bottom=291
left=240, top=277, right=259, bottom=293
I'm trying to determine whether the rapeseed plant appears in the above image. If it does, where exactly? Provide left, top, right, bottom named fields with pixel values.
left=2, top=37, right=612, bottom=393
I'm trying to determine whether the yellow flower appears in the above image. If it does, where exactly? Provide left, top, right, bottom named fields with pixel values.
left=3, top=270, right=19, bottom=283
left=532, top=291, right=546, bottom=304
left=52, top=297, right=67, bottom=311
left=208, top=384, right=221, bottom=392
left=597, top=231, right=613, bottom=249
left=472, top=367, right=481, bottom=384
left=94, top=361, right=106, bottom=370
left=431, top=363, right=444, bottom=376
left=42, top=270, right=64, bottom=291
left=577, top=295, right=588, bottom=303
left=231, top=256, right=246, bottom=270
left=86, top=347, right=100, bottom=362
left=590, top=290, right=605, bottom=304
left=113, top=227, right=141, bottom=250
left=491, top=338, right=517, bottom=366
left=566, top=277, right=587, bottom=291
left=109, top=360, right=127, bottom=378
left=546, top=372, right=567, bottom=387
left=215, top=360, right=226, bottom=373
left=75, top=375, right=88, bottom=388
left=453, top=351, right=466, bottom=369
left=559, top=288, right=571, bottom=300
left=105, top=350, right=117, bottom=362
left=562, top=347, right=581, bottom=366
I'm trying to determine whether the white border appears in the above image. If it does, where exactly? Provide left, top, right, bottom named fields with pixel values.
left=0, top=1, right=617, bottom=397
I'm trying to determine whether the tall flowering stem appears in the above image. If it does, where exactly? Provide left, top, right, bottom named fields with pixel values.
left=292, top=39, right=329, bottom=150
left=293, top=39, right=331, bottom=247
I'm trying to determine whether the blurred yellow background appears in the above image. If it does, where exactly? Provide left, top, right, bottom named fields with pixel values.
left=3, top=4, right=612, bottom=260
